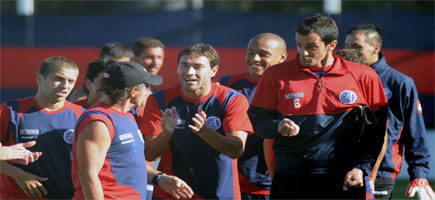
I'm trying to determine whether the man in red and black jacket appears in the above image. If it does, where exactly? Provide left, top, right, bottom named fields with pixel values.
left=249, top=14, right=388, bottom=199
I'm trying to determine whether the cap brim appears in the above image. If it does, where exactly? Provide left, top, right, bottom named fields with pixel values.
left=146, top=74, right=163, bottom=86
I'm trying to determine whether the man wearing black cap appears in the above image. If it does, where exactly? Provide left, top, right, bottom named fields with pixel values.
left=71, top=61, right=193, bottom=199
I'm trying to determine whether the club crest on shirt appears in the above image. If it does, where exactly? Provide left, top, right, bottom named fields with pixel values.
left=205, top=116, right=221, bottom=130
left=339, top=90, right=357, bottom=104
left=63, top=129, right=74, bottom=144
left=285, top=92, right=304, bottom=99
left=384, top=88, right=393, bottom=100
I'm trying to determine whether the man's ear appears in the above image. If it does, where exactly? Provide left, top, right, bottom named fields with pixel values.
left=130, top=87, right=138, bottom=98
left=84, top=79, right=93, bottom=92
left=327, top=40, right=338, bottom=52
left=210, top=65, right=219, bottom=77
left=373, top=43, right=382, bottom=55
left=36, top=74, right=43, bottom=85
left=280, top=52, right=288, bottom=63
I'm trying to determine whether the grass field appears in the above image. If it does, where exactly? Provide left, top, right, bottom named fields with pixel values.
left=391, top=179, right=435, bottom=200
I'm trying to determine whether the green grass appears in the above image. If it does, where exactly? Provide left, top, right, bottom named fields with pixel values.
left=391, top=179, right=435, bottom=200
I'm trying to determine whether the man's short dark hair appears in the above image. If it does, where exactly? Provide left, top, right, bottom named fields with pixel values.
left=99, top=42, right=134, bottom=60
left=102, top=83, right=145, bottom=105
left=295, top=13, right=339, bottom=45
left=346, top=24, right=382, bottom=45
left=83, top=59, right=111, bottom=94
left=38, top=56, right=78, bottom=78
left=177, top=43, right=220, bottom=69
left=132, top=37, right=165, bottom=57
left=336, top=49, right=369, bottom=66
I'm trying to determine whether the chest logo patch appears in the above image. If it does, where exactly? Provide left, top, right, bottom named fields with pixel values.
left=384, top=88, right=392, bottom=100
left=205, top=116, right=221, bottom=131
left=339, top=90, right=357, bottom=104
left=63, top=129, right=74, bottom=144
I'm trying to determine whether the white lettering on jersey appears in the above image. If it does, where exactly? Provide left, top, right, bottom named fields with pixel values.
left=19, top=129, right=39, bottom=135
left=19, top=129, right=39, bottom=140
left=119, top=133, right=133, bottom=141
left=177, top=119, right=185, bottom=126
left=294, top=99, right=301, bottom=108
left=285, top=92, right=304, bottom=99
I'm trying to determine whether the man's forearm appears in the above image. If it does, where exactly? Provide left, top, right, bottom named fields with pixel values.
left=370, top=129, right=388, bottom=181
left=79, top=170, right=104, bottom=199
left=0, top=160, right=24, bottom=179
left=146, top=165, right=160, bottom=184
left=196, top=126, right=244, bottom=159
left=145, top=131, right=172, bottom=161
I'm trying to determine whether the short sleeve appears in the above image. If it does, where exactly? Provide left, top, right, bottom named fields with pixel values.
left=76, top=114, right=116, bottom=139
left=222, top=94, right=253, bottom=135
left=138, top=96, right=163, bottom=136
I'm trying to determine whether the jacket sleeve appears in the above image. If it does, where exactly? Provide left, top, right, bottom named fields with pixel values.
left=401, top=80, right=431, bottom=179
left=248, top=106, right=281, bottom=139
left=249, top=69, right=281, bottom=139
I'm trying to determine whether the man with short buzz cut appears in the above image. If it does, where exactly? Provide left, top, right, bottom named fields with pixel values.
left=133, top=37, right=165, bottom=75
left=0, top=56, right=84, bottom=199
left=100, top=41, right=134, bottom=62
left=218, top=32, right=287, bottom=199
left=139, top=43, right=253, bottom=199
left=346, top=23, right=434, bottom=200
left=249, top=14, right=389, bottom=199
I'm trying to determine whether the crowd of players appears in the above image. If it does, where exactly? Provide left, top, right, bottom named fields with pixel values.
left=1, top=14, right=434, bottom=200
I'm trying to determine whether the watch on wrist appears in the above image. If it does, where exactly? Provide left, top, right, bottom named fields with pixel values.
left=152, top=172, right=164, bottom=186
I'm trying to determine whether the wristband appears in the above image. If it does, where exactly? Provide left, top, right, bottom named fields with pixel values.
left=152, top=172, right=164, bottom=186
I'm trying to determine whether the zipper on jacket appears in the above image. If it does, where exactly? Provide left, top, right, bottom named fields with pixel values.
left=318, top=81, right=323, bottom=92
